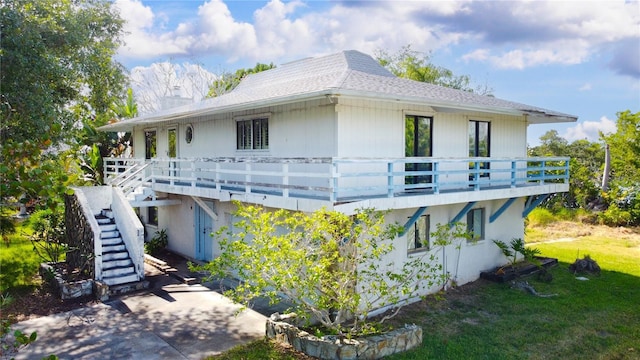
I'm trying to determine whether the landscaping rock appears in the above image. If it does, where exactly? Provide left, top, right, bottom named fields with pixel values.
left=569, top=256, right=601, bottom=275
left=266, top=314, right=422, bottom=360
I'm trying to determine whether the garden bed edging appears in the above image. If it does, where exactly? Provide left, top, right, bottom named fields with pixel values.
left=266, top=313, right=422, bottom=360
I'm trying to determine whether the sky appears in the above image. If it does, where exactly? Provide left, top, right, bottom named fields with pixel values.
left=113, top=0, right=640, bottom=146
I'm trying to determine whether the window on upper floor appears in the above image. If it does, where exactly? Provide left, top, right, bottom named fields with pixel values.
left=469, top=120, right=490, bottom=178
left=237, top=118, right=269, bottom=150
left=467, top=208, right=485, bottom=241
left=145, top=130, right=157, bottom=159
left=407, top=214, right=430, bottom=253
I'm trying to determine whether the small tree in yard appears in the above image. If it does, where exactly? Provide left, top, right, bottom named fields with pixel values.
left=196, top=202, right=468, bottom=337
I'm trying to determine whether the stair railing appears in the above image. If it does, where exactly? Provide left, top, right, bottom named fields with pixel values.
left=111, top=187, right=145, bottom=280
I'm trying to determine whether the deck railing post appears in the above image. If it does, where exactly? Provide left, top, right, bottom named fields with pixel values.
left=473, top=160, right=480, bottom=191
left=246, top=163, right=252, bottom=194
left=330, top=160, right=338, bottom=202
left=433, top=161, right=440, bottom=194
left=283, top=163, right=289, bottom=198
left=511, top=160, right=517, bottom=187
left=215, top=162, right=221, bottom=192
left=387, top=161, right=394, bottom=198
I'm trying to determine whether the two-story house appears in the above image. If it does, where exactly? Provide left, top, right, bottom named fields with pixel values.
left=89, top=50, right=574, bottom=294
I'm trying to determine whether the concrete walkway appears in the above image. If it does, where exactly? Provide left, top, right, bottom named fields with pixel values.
left=12, top=265, right=268, bottom=359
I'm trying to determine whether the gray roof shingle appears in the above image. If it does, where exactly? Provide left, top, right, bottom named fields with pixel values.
left=100, top=50, right=576, bottom=131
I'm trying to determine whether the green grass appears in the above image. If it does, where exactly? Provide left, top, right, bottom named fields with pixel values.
left=388, top=265, right=640, bottom=359
left=534, top=236, right=640, bottom=277
left=0, top=234, right=42, bottom=293
left=0, top=217, right=42, bottom=293
left=205, top=339, right=304, bottom=360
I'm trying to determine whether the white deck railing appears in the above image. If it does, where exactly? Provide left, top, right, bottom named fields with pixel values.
left=104, top=157, right=569, bottom=203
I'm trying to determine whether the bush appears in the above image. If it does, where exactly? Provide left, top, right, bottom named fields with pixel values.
left=527, top=208, right=556, bottom=227
left=144, top=229, right=167, bottom=256
left=29, top=208, right=67, bottom=263
left=195, top=203, right=471, bottom=337
left=599, top=204, right=632, bottom=227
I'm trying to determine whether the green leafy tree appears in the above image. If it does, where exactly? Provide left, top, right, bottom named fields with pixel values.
left=375, top=45, right=491, bottom=94
left=0, top=0, right=127, bottom=211
left=207, top=63, right=275, bottom=98
left=196, top=203, right=471, bottom=336
left=601, top=110, right=640, bottom=225
left=529, top=130, right=604, bottom=211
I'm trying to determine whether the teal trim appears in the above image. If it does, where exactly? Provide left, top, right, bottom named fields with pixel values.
left=490, top=197, right=517, bottom=223
left=400, top=206, right=428, bottom=236
left=523, top=194, right=550, bottom=218
left=450, top=202, right=476, bottom=227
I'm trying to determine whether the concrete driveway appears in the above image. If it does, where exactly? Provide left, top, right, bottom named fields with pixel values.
left=12, top=266, right=269, bottom=360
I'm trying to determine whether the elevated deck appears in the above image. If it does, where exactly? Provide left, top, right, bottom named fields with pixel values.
left=105, top=156, right=569, bottom=212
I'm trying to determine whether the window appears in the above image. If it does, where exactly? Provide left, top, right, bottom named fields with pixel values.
left=144, top=130, right=157, bottom=159
left=467, top=208, right=485, bottom=241
left=185, top=124, right=193, bottom=144
left=405, top=115, right=433, bottom=185
left=407, top=215, right=430, bottom=252
left=469, top=120, right=490, bottom=178
left=237, top=118, right=268, bottom=150
left=148, top=206, right=158, bottom=226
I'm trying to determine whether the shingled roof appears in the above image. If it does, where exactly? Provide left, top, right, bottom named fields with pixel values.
left=100, top=50, right=576, bottom=131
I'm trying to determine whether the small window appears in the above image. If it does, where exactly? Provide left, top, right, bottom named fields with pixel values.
left=408, top=215, right=429, bottom=252
left=185, top=124, right=193, bottom=144
left=148, top=206, right=158, bottom=226
left=467, top=208, right=485, bottom=241
left=237, top=118, right=268, bottom=150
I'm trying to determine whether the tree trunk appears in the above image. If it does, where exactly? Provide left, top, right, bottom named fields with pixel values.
left=602, top=143, right=611, bottom=191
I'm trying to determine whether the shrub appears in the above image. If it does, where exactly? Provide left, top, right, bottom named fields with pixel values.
left=144, top=229, right=167, bottom=256
left=527, top=208, right=556, bottom=227
left=599, top=204, right=631, bottom=227
left=195, top=203, right=471, bottom=337
left=29, top=208, right=67, bottom=263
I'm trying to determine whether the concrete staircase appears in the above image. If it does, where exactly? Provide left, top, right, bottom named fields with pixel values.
left=95, top=209, right=139, bottom=286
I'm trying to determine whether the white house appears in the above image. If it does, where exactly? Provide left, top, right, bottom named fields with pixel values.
left=95, top=50, right=575, bottom=293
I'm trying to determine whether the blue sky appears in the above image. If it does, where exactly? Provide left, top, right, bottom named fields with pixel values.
left=113, top=0, right=640, bottom=146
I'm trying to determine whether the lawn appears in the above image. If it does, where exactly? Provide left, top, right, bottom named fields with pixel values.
left=0, top=230, right=41, bottom=293
left=213, top=222, right=640, bottom=359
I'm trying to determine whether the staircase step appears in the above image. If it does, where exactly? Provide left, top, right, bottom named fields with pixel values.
left=103, top=244, right=126, bottom=253
left=102, top=251, right=129, bottom=261
left=103, top=266, right=135, bottom=278
left=102, top=237, right=123, bottom=246
left=103, top=258, right=133, bottom=269
left=101, top=230, right=120, bottom=239
left=101, top=209, right=113, bottom=218
left=95, top=216, right=113, bottom=225
left=99, top=223, right=117, bottom=232
left=103, top=273, right=139, bottom=286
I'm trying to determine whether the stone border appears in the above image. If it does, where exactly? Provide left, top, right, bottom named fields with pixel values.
left=266, top=313, right=422, bottom=360
left=40, top=262, right=94, bottom=300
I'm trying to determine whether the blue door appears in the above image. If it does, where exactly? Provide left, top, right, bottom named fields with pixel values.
left=195, top=202, right=214, bottom=261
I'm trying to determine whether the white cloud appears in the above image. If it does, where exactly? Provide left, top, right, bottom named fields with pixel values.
left=563, top=116, right=617, bottom=142
left=579, top=83, right=592, bottom=91
left=457, top=1, right=639, bottom=70
left=114, top=0, right=639, bottom=74
left=114, top=0, right=188, bottom=58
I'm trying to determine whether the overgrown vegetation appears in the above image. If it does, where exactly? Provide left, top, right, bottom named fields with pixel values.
left=215, top=221, right=640, bottom=359
left=144, top=229, right=168, bottom=256
left=195, top=203, right=472, bottom=337
left=529, top=110, right=640, bottom=226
